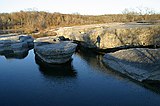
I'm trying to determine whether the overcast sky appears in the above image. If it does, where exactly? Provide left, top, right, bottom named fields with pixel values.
left=0, top=0, right=159, bottom=15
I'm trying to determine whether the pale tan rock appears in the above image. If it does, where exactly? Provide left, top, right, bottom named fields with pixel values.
left=55, top=23, right=160, bottom=49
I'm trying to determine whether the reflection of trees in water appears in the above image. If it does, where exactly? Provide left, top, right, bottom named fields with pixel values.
left=35, top=54, right=77, bottom=84
left=76, top=48, right=160, bottom=94
left=0, top=50, right=29, bottom=59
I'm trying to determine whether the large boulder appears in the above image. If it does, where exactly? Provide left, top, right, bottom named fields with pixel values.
left=0, top=34, right=34, bottom=58
left=55, top=23, right=160, bottom=49
left=103, top=48, right=160, bottom=82
left=34, top=36, right=77, bottom=64
left=35, top=54, right=77, bottom=78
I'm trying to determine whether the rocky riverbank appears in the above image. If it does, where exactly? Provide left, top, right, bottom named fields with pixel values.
left=103, top=48, right=160, bottom=83
left=55, top=22, right=160, bottom=49
left=54, top=22, right=160, bottom=83
left=0, top=34, right=34, bottom=58
left=0, top=22, right=160, bottom=83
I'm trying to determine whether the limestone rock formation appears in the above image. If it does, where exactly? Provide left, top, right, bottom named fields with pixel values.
left=103, top=48, right=160, bottom=82
left=0, top=34, right=34, bottom=58
left=34, top=36, right=77, bottom=64
left=55, top=23, right=160, bottom=49
left=35, top=54, right=77, bottom=77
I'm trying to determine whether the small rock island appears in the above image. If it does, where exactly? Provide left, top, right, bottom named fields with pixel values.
left=34, top=36, right=77, bottom=64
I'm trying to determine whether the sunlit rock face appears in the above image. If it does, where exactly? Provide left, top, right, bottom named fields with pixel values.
left=55, top=23, right=160, bottom=49
left=0, top=34, right=34, bottom=59
left=34, top=36, right=77, bottom=64
left=103, top=48, right=160, bottom=83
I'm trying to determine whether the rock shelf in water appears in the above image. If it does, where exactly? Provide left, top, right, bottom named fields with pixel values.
left=34, top=36, right=77, bottom=64
left=0, top=34, right=34, bottom=58
left=103, top=48, right=160, bottom=83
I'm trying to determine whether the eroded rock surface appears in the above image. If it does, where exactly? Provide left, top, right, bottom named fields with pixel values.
left=55, top=23, right=160, bottom=49
left=0, top=34, right=34, bottom=58
left=103, top=48, right=160, bottom=82
left=34, top=36, right=77, bottom=64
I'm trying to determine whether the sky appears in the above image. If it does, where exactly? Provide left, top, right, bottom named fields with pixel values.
left=0, top=0, right=159, bottom=15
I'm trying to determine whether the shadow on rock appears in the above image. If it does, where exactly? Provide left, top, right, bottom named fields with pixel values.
left=77, top=48, right=160, bottom=94
left=103, top=48, right=160, bottom=82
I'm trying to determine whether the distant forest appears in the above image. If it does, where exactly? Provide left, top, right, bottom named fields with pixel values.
left=0, top=11, right=160, bottom=33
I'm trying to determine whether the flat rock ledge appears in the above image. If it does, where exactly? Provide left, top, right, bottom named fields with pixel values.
left=34, top=36, right=77, bottom=64
left=56, top=23, right=160, bottom=49
left=103, top=48, right=160, bottom=83
left=0, top=34, right=34, bottom=58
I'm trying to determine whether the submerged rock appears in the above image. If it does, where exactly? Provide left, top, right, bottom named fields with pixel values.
left=34, top=36, right=77, bottom=64
left=103, top=48, right=160, bottom=82
left=0, top=34, right=34, bottom=58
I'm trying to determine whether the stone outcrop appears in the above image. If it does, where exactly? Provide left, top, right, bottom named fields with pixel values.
left=0, top=34, right=34, bottom=58
left=35, top=54, right=77, bottom=77
left=103, top=48, right=160, bottom=82
left=55, top=23, right=160, bottom=49
left=34, top=36, right=77, bottom=64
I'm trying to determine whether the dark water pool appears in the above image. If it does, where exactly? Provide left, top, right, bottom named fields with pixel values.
left=0, top=49, right=160, bottom=106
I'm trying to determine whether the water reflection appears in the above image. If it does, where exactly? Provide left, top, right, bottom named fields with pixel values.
left=76, top=48, right=121, bottom=77
left=76, top=48, right=160, bottom=93
left=35, top=54, right=77, bottom=79
left=0, top=48, right=160, bottom=106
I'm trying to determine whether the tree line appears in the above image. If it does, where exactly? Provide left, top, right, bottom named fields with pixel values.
left=0, top=10, right=160, bottom=33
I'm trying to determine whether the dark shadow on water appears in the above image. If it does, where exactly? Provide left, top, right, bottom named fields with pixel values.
left=35, top=54, right=77, bottom=79
left=77, top=48, right=160, bottom=94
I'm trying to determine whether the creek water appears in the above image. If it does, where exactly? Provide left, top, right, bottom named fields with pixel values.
left=0, top=49, right=160, bottom=106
